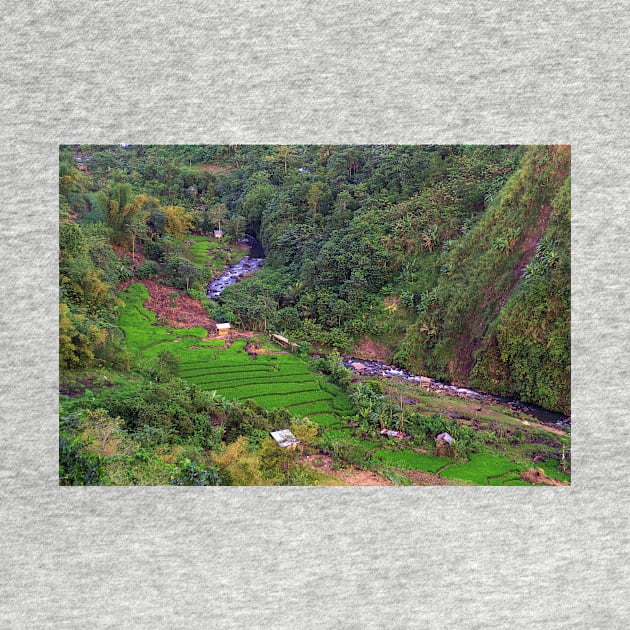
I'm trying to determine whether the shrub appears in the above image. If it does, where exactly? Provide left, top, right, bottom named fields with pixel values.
left=144, top=240, right=165, bottom=262
left=170, top=458, right=221, bottom=486
left=136, top=260, right=160, bottom=279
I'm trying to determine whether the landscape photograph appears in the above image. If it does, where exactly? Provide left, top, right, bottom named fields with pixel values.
left=59, top=144, right=571, bottom=486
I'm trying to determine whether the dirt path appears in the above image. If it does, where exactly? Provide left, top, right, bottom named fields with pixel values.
left=512, top=416, right=567, bottom=436
left=245, top=341, right=289, bottom=356
left=403, top=469, right=451, bottom=486
left=112, top=242, right=146, bottom=268
left=303, top=453, right=453, bottom=486
left=520, top=468, right=569, bottom=486
left=194, top=163, right=234, bottom=175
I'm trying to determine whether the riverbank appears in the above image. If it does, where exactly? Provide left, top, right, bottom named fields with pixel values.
left=342, top=356, right=570, bottom=430
left=205, top=255, right=264, bottom=298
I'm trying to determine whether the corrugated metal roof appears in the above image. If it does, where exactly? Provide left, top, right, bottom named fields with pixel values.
left=272, top=333, right=290, bottom=344
left=380, top=428, right=412, bottom=439
left=436, top=432, right=454, bottom=444
left=216, top=323, right=231, bottom=330
left=270, top=429, right=299, bottom=448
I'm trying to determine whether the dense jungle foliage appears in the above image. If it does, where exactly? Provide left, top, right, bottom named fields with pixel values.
left=59, top=144, right=570, bottom=485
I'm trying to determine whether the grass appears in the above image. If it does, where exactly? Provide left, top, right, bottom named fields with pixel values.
left=487, top=471, right=531, bottom=486
left=372, top=375, right=570, bottom=482
left=240, top=391, right=334, bottom=409
left=308, top=414, right=342, bottom=427
left=439, top=453, right=524, bottom=485
left=374, top=449, right=449, bottom=473
left=186, top=235, right=217, bottom=265
left=537, top=458, right=571, bottom=483
left=212, top=382, right=322, bottom=399
left=185, top=235, right=248, bottom=272
left=287, top=401, right=338, bottom=416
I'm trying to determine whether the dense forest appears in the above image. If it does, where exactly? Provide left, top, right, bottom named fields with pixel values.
left=59, top=144, right=570, bottom=486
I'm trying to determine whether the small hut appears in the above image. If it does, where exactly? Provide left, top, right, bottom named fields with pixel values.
left=216, top=322, right=231, bottom=336
left=213, top=229, right=223, bottom=239
left=270, top=429, right=299, bottom=449
left=435, top=432, right=454, bottom=456
left=269, top=333, right=300, bottom=352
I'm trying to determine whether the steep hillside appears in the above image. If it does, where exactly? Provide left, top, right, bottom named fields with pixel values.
left=399, top=146, right=570, bottom=412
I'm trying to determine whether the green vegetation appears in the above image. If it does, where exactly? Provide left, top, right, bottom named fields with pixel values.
left=374, top=449, right=448, bottom=473
left=117, top=283, right=208, bottom=351
left=399, top=146, right=571, bottom=413
left=186, top=234, right=248, bottom=272
left=439, top=454, right=524, bottom=485
left=59, top=144, right=570, bottom=485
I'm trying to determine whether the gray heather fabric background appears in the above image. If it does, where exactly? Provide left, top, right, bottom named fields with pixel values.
left=1, top=1, right=628, bottom=628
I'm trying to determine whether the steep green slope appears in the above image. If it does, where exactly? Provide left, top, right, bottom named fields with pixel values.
left=472, top=174, right=570, bottom=413
left=399, top=146, right=570, bottom=412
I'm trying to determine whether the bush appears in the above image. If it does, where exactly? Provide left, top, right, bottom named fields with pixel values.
left=144, top=240, right=165, bottom=262
left=136, top=260, right=160, bottom=279
left=170, top=458, right=221, bottom=486
left=187, top=287, right=207, bottom=302
left=324, top=350, right=352, bottom=391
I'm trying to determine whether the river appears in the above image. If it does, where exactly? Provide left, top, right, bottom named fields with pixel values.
left=205, top=235, right=264, bottom=299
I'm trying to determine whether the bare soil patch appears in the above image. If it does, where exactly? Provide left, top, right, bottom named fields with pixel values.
left=303, top=454, right=393, bottom=486
left=352, top=337, right=393, bottom=363
left=143, top=280, right=216, bottom=331
left=449, top=200, right=558, bottom=380
left=245, top=342, right=288, bottom=356
left=119, top=279, right=217, bottom=333
left=111, top=242, right=147, bottom=268
left=515, top=417, right=567, bottom=437
left=403, top=469, right=451, bottom=486
left=194, top=164, right=234, bottom=175
left=520, top=468, right=568, bottom=486
left=60, top=377, right=114, bottom=398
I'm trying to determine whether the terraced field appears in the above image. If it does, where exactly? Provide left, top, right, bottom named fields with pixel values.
left=438, top=453, right=528, bottom=485
left=179, top=340, right=353, bottom=422
left=117, top=283, right=353, bottom=425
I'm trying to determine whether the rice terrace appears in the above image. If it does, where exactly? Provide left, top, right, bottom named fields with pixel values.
left=60, top=144, right=571, bottom=486
left=118, top=283, right=350, bottom=427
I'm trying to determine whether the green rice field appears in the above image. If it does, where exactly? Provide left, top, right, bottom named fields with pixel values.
left=438, top=453, right=526, bottom=485
left=117, top=283, right=352, bottom=425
